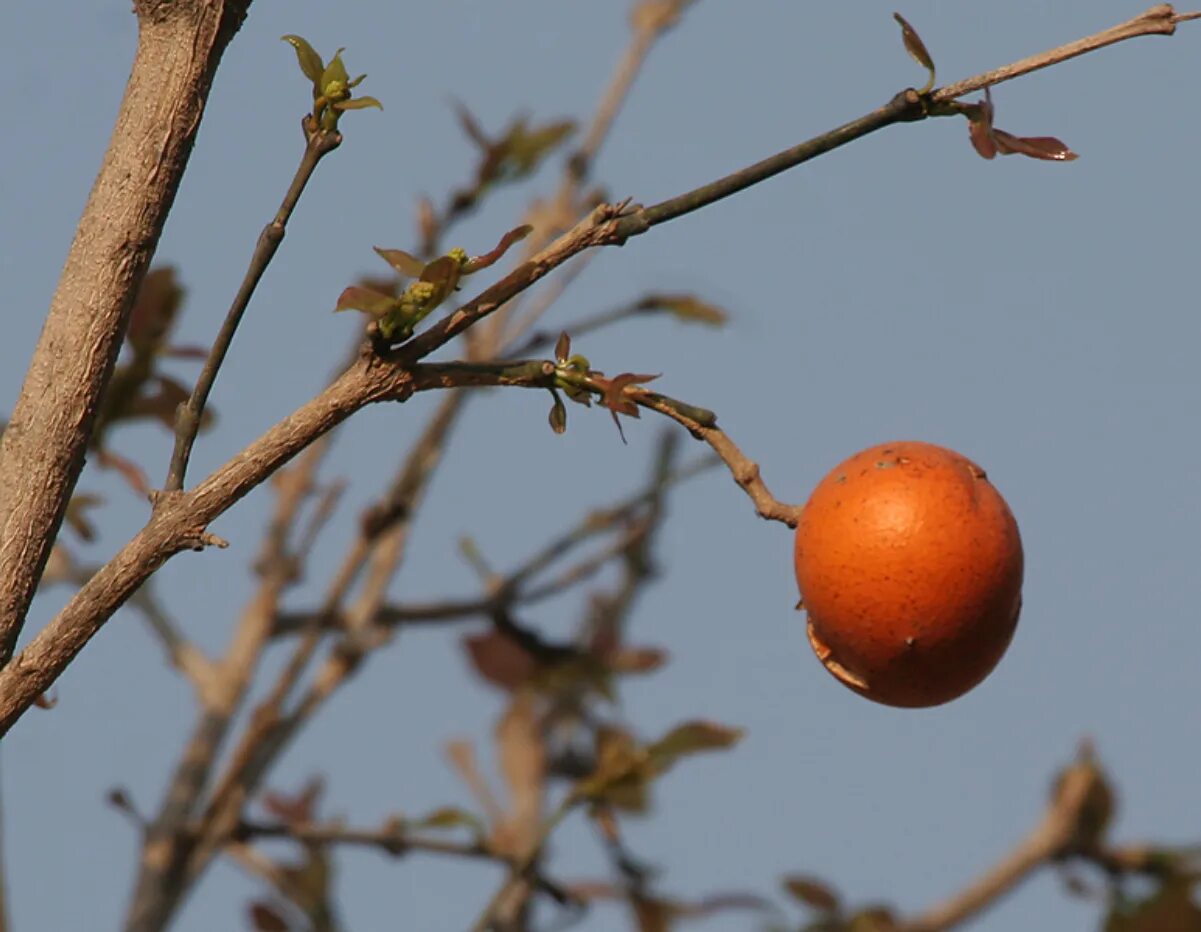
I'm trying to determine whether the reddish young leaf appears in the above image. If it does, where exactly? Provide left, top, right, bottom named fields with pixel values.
left=548, top=393, right=568, bottom=435
left=262, top=777, right=325, bottom=825
left=248, top=902, right=291, bottom=932
left=992, top=130, right=1078, bottom=161
left=966, top=88, right=1077, bottom=162
left=126, top=266, right=184, bottom=355
left=600, top=372, right=660, bottom=418
left=555, top=331, right=572, bottom=363
left=462, top=224, right=533, bottom=272
left=782, top=874, right=842, bottom=913
left=463, top=629, right=538, bottom=691
left=597, top=372, right=660, bottom=443
left=372, top=247, right=426, bottom=279
left=606, top=646, right=669, bottom=675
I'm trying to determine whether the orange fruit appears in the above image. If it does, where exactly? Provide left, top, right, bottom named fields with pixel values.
left=794, top=441, right=1023, bottom=708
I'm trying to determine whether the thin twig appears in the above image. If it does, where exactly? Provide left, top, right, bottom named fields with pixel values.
left=407, top=360, right=802, bottom=526
left=270, top=454, right=716, bottom=637
left=932, top=4, right=1195, bottom=102
left=165, top=128, right=342, bottom=491
left=134, top=391, right=469, bottom=931
left=237, top=819, right=495, bottom=860
left=496, top=0, right=685, bottom=350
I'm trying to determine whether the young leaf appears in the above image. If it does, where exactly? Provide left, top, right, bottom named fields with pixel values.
left=641, top=293, right=728, bottom=327
left=335, top=96, right=383, bottom=113
left=462, top=224, right=533, bottom=273
left=548, top=392, right=568, bottom=435
left=782, top=875, right=842, bottom=913
left=320, top=49, right=350, bottom=91
left=598, top=372, right=660, bottom=443
left=646, top=720, right=744, bottom=773
left=373, top=247, right=426, bottom=278
left=966, top=88, right=1078, bottom=162
left=463, top=630, right=538, bottom=692
left=335, top=286, right=398, bottom=317
left=893, top=12, right=936, bottom=94
left=555, top=331, right=572, bottom=363
left=281, top=35, right=325, bottom=86
left=991, top=130, right=1078, bottom=161
left=413, top=806, right=488, bottom=837
left=261, top=777, right=325, bottom=825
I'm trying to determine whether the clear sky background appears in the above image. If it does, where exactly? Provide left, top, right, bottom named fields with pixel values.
left=3, top=2, right=1199, bottom=930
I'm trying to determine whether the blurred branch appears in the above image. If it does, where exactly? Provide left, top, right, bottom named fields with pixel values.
left=271, top=453, right=716, bottom=637
left=497, top=0, right=692, bottom=350
left=127, top=435, right=339, bottom=932
left=131, top=391, right=469, bottom=932
left=472, top=797, right=576, bottom=932
left=237, top=819, right=495, bottom=861
left=4, top=4, right=1193, bottom=732
left=897, top=743, right=1115, bottom=932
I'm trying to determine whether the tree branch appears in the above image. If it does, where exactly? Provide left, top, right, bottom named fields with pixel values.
left=0, top=0, right=252, bottom=665
left=1, top=5, right=1193, bottom=731
left=166, top=127, right=342, bottom=491
left=897, top=747, right=1112, bottom=932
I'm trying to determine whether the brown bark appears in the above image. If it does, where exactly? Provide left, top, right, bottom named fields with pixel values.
left=0, top=1, right=251, bottom=664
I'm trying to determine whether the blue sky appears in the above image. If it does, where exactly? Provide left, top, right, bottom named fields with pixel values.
left=3, top=2, right=1199, bottom=930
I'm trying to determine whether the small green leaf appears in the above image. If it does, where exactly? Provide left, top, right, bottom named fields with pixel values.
left=336, top=96, right=383, bottom=112
left=281, top=35, right=325, bottom=85
left=321, top=48, right=350, bottom=90
left=642, top=293, right=728, bottom=327
left=412, top=806, right=487, bottom=837
left=647, top=720, right=744, bottom=772
left=893, top=12, right=936, bottom=94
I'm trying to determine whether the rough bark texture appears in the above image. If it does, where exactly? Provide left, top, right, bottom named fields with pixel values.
left=0, top=1, right=250, bottom=664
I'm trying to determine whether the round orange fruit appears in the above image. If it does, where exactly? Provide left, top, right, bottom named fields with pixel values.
left=794, top=441, right=1023, bottom=708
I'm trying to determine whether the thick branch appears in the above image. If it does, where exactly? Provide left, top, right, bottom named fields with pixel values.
left=0, top=359, right=399, bottom=735
left=0, top=1, right=251, bottom=664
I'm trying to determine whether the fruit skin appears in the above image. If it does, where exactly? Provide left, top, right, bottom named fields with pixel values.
left=794, top=441, right=1023, bottom=708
